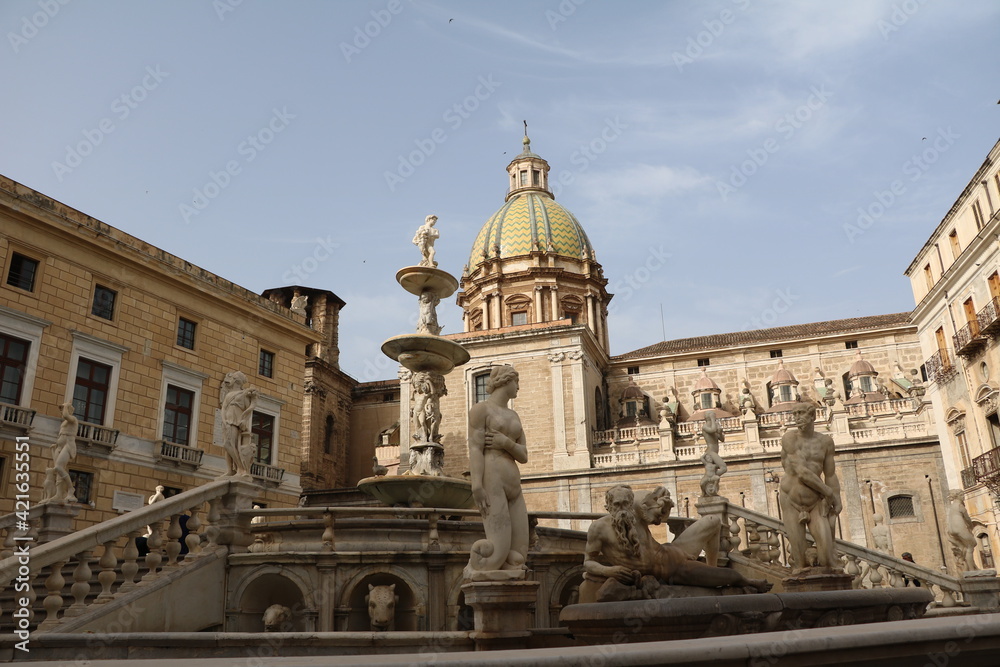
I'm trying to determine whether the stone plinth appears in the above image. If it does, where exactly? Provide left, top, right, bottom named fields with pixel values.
left=461, top=579, right=539, bottom=651
left=960, top=570, right=1000, bottom=610
left=36, top=502, right=81, bottom=543
left=782, top=567, right=853, bottom=592
left=561, top=587, right=933, bottom=644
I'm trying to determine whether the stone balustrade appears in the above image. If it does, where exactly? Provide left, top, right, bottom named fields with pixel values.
left=0, top=479, right=257, bottom=633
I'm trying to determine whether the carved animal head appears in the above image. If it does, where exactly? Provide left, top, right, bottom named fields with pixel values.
left=262, top=604, right=291, bottom=632
left=366, top=584, right=398, bottom=631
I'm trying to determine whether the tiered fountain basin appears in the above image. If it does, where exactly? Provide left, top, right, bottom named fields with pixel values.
left=357, top=473, right=474, bottom=509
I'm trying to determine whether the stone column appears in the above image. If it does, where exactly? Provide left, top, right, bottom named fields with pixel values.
left=483, top=294, right=491, bottom=329
left=534, top=286, right=544, bottom=323
left=549, top=286, right=559, bottom=320
left=586, top=294, right=596, bottom=334
left=568, top=351, right=588, bottom=459
left=397, top=369, right=413, bottom=473
left=492, top=290, right=503, bottom=328
left=427, top=554, right=447, bottom=631
left=548, top=353, right=569, bottom=469
left=839, top=459, right=865, bottom=544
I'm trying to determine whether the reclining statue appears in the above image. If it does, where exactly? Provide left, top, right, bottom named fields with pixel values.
left=580, top=485, right=770, bottom=603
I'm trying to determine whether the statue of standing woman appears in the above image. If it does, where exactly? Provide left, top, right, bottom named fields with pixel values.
left=220, top=371, right=258, bottom=479
left=412, top=215, right=439, bottom=268
left=464, top=365, right=529, bottom=580
left=699, top=411, right=727, bottom=497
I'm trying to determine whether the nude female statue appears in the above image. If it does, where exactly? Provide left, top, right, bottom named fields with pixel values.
left=699, top=411, right=727, bottom=497
left=464, top=365, right=529, bottom=580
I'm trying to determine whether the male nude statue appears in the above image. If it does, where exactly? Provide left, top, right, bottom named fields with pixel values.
left=580, top=485, right=769, bottom=603
left=778, top=403, right=842, bottom=571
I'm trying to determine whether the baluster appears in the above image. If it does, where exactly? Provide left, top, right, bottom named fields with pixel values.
left=321, top=512, right=335, bottom=550
left=143, top=520, right=164, bottom=582
left=185, top=504, right=203, bottom=557
left=844, top=554, right=861, bottom=588
left=428, top=512, right=440, bottom=551
left=119, top=530, right=141, bottom=592
left=868, top=560, right=883, bottom=588
left=165, top=514, right=182, bottom=566
left=729, top=515, right=742, bottom=554
left=206, top=498, right=222, bottom=546
left=889, top=569, right=905, bottom=588
left=96, top=539, right=118, bottom=601
left=746, top=521, right=761, bottom=562
left=765, top=527, right=780, bottom=564
left=1, top=525, right=16, bottom=560
left=40, top=559, right=67, bottom=628
left=940, top=586, right=957, bottom=608
left=65, top=549, right=93, bottom=617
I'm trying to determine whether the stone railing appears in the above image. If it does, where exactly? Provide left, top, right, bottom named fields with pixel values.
left=76, top=422, right=119, bottom=453
left=375, top=443, right=400, bottom=464
left=0, top=479, right=257, bottom=633
left=844, top=398, right=917, bottom=418
left=154, top=440, right=205, bottom=469
left=722, top=503, right=999, bottom=609
left=592, top=425, right=660, bottom=445
left=250, top=461, right=285, bottom=486
left=0, top=402, right=35, bottom=430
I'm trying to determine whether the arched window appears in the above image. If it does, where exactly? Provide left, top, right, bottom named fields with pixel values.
left=324, top=414, right=334, bottom=455
left=978, top=532, right=994, bottom=569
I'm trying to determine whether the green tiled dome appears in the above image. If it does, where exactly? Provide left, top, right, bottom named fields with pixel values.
left=469, top=192, right=594, bottom=267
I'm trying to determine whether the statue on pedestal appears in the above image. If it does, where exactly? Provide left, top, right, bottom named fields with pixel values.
left=41, top=402, right=79, bottom=504
left=579, top=485, right=769, bottom=603
left=465, top=365, right=529, bottom=581
left=220, top=371, right=258, bottom=479
left=946, top=490, right=978, bottom=572
left=412, top=371, right=447, bottom=444
left=412, top=215, right=439, bottom=268
left=778, top=403, right=843, bottom=571
left=699, top=411, right=727, bottom=497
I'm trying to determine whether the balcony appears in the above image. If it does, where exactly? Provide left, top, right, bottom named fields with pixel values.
left=954, top=321, right=987, bottom=357
left=154, top=440, right=205, bottom=470
left=924, top=349, right=957, bottom=384
left=973, top=446, right=1000, bottom=495
left=961, top=466, right=978, bottom=490
left=0, top=402, right=35, bottom=430
left=76, top=422, right=119, bottom=453
left=250, top=461, right=286, bottom=486
left=979, top=297, right=1000, bottom=337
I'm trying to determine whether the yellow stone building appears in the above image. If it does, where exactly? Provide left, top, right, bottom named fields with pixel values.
left=0, top=175, right=318, bottom=524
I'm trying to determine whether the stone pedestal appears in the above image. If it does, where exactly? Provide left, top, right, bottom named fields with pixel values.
left=782, top=566, right=853, bottom=592
left=960, top=570, right=1000, bottom=610
left=36, top=502, right=80, bottom=543
left=461, top=579, right=540, bottom=650
left=205, top=479, right=259, bottom=551
left=695, top=494, right=729, bottom=566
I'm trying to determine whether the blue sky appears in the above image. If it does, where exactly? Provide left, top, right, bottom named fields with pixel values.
left=2, top=0, right=998, bottom=382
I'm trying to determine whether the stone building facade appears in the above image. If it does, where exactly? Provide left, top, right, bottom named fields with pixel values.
left=905, top=137, right=1000, bottom=568
left=0, top=175, right=318, bottom=524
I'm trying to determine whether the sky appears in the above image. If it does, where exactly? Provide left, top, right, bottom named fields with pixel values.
left=2, top=0, right=998, bottom=383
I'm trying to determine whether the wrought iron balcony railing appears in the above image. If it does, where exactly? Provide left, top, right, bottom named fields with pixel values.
left=954, top=320, right=987, bottom=357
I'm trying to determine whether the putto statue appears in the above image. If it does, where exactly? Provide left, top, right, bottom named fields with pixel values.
left=464, top=365, right=529, bottom=581
left=412, top=214, right=439, bottom=268
left=220, top=371, right=258, bottom=479
left=41, top=402, right=79, bottom=504
left=412, top=371, right=447, bottom=444
left=580, top=485, right=769, bottom=603
left=699, top=411, right=727, bottom=497
left=778, top=403, right=843, bottom=571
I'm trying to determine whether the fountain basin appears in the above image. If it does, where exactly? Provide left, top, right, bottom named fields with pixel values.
left=396, top=266, right=460, bottom=298
left=381, top=334, right=470, bottom=373
left=357, top=474, right=475, bottom=509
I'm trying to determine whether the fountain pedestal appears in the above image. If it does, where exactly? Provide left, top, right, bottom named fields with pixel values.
left=462, top=580, right=540, bottom=650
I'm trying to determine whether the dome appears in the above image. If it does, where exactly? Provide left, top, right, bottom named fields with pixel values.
left=770, top=361, right=798, bottom=386
left=693, top=369, right=721, bottom=393
left=848, top=356, right=878, bottom=378
left=468, top=191, right=595, bottom=268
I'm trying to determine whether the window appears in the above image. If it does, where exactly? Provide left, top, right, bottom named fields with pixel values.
left=519, top=170, right=528, bottom=186
left=988, top=413, right=1000, bottom=449
left=163, top=385, right=194, bottom=446
left=258, top=349, right=274, bottom=378
left=252, top=411, right=275, bottom=464
left=382, top=392, right=395, bottom=402
left=69, top=470, right=94, bottom=504
left=845, top=340, right=858, bottom=350
left=6, top=253, right=39, bottom=292
left=887, top=495, right=915, bottom=519
left=948, top=230, right=961, bottom=259
left=532, top=169, right=540, bottom=186
left=770, top=350, right=782, bottom=359
left=161, top=485, right=183, bottom=498
left=859, top=376, right=875, bottom=392
left=565, top=311, right=578, bottom=324
left=989, top=272, right=1000, bottom=301
left=176, top=318, right=197, bottom=350
left=91, top=285, right=117, bottom=320
left=627, top=366, right=640, bottom=375
left=474, top=373, right=489, bottom=403
left=924, top=264, right=933, bottom=291
left=626, top=401, right=637, bottom=417
left=978, top=532, right=994, bottom=569
left=511, top=311, right=527, bottom=326
left=697, top=358, right=710, bottom=367
left=973, top=200, right=985, bottom=230
left=324, top=414, right=334, bottom=454
left=779, top=385, right=794, bottom=403
left=700, top=393, right=713, bottom=409
left=73, top=358, right=112, bottom=425
left=957, top=430, right=970, bottom=469
left=0, top=333, right=29, bottom=405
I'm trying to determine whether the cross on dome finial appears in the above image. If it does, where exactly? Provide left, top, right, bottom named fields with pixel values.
left=522, top=120, right=531, bottom=153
